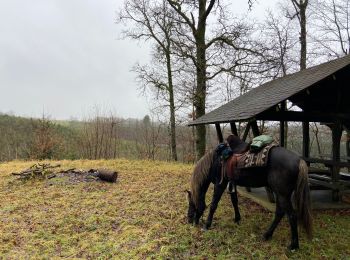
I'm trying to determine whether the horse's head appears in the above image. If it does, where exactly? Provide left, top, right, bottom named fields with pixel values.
left=185, top=190, right=196, bottom=223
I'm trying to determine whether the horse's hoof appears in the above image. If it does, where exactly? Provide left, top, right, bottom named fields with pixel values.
left=234, top=218, right=241, bottom=224
left=287, top=244, right=299, bottom=251
left=203, top=223, right=211, bottom=230
left=201, top=226, right=208, bottom=231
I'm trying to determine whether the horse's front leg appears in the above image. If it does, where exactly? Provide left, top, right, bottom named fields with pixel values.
left=204, top=181, right=226, bottom=230
left=229, top=183, right=241, bottom=223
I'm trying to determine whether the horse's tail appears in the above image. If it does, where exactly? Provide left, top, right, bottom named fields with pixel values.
left=295, top=159, right=313, bottom=239
left=190, top=150, right=214, bottom=208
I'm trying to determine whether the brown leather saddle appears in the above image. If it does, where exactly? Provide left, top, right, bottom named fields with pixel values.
left=225, top=150, right=248, bottom=181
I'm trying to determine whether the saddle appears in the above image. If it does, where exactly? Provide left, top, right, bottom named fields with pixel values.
left=225, top=151, right=247, bottom=181
left=222, top=135, right=277, bottom=181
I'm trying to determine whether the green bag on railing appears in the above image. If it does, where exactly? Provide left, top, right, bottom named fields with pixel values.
left=250, top=135, right=273, bottom=152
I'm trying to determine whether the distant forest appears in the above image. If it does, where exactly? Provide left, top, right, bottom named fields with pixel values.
left=0, top=113, right=349, bottom=167
left=0, top=113, right=214, bottom=162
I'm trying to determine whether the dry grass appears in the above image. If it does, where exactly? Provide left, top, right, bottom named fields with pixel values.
left=0, top=159, right=349, bottom=259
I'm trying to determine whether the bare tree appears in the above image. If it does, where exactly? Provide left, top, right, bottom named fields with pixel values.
left=287, top=0, right=309, bottom=70
left=140, top=115, right=163, bottom=160
left=263, top=10, right=299, bottom=77
left=30, top=114, right=60, bottom=160
left=312, top=0, right=350, bottom=58
left=118, top=0, right=179, bottom=161
left=80, top=108, right=119, bottom=160
left=259, top=9, right=300, bottom=148
left=311, top=0, right=350, bottom=165
left=167, top=0, right=268, bottom=159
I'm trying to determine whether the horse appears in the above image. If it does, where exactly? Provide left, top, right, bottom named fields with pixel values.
left=186, top=135, right=312, bottom=250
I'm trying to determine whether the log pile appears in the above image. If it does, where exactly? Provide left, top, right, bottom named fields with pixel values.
left=12, top=164, right=118, bottom=183
left=12, top=163, right=61, bottom=180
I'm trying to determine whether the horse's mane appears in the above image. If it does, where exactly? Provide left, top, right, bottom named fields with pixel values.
left=191, top=149, right=215, bottom=208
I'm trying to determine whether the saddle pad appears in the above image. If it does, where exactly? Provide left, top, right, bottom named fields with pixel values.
left=238, top=143, right=278, bottom=168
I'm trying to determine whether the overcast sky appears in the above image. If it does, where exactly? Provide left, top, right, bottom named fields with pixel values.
left=0, top=0, right=274, bottom=120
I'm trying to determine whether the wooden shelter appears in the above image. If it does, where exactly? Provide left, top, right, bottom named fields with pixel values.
left=189, top=55, right=350, bottom=202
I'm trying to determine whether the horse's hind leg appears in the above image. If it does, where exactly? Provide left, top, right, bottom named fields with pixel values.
left=229, top=183, right=241, bottom=223
left=278, top=195, right=299, bottom=250
left=284, top=199, right=299, bottom=250
left=263, top=196, right=284, bottom=240
left=265, top=195, right=299, bottom=250
left=204, top=181, right=226, bottom=230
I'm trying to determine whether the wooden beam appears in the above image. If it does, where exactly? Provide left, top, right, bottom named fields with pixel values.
left=303, top=157, right=350, bottom=168
left=242, top=123, right=251, bottom=141
left=280, top=101, right=286, bottom=147
left=230, top=122, right=238, bottom=136
left=250, top=120, right=260, bottom=137
left=302, top=122, right=310, bottom=159
left=257, top=111, right=350, bottom=123
left=253, top=119, right=275, bottom=203
left=242, top=122, right=252, bottom=194
left=331, top=122, right=342, bottom=201
left=309, top=178, right=343, bottom=190
left=215, top=123, right=223, bottom=143
left=280, top=121, right=285, bottom=147
left=346, top=131, right=350, bottom=172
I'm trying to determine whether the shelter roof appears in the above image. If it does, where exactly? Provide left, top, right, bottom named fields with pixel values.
left=189, top=55, right=350, bottom=126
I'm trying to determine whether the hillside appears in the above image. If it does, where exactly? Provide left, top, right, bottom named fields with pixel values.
left=0, top=114, right=210, bottom=162
left=1, top=159, right=349, bottom=259
left=0, top=114, right=80, bottom=161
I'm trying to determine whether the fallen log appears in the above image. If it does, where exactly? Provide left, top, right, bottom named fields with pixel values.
left=88, top=169, right=118, bottom=183
left=96, top=169, right=118, bottom=183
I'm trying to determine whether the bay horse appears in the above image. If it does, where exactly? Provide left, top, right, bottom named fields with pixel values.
left=186, top=135, right=312, bottom=250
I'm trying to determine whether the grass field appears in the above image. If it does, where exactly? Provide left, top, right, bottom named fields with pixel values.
left=0, top=159, right=350, bottom=259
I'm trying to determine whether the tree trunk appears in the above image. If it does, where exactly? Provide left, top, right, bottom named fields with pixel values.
left=194, top=0, right=208, bottom=160
left=166, top=53, right=178, bottom=161
left=299, top=0, right=307, bottom=70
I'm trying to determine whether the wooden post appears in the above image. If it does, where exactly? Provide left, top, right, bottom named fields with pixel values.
left=242, top=123, right=251, bottom=141
left=280, top=121, right=285, bottom=147
left=331, top=122, right=342, bottom=201
left=230, top=122, right=238, bottom=136
left=250, top=120, right=260, bottom=137
left=280, top=101, right=286, bottom=147
left=346, top=129, right=350, bottom=172
left=215, top=123, right=223, bottom=143
left=302, top=122, right=310, bottom=159
left=251, top=120, right=275, bottom=202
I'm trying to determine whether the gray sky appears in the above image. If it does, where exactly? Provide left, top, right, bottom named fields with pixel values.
left=0, top=0, right=274, bottom=120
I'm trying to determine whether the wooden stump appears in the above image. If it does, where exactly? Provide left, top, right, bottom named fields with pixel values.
left=96, top=169, right=118, bottom=183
